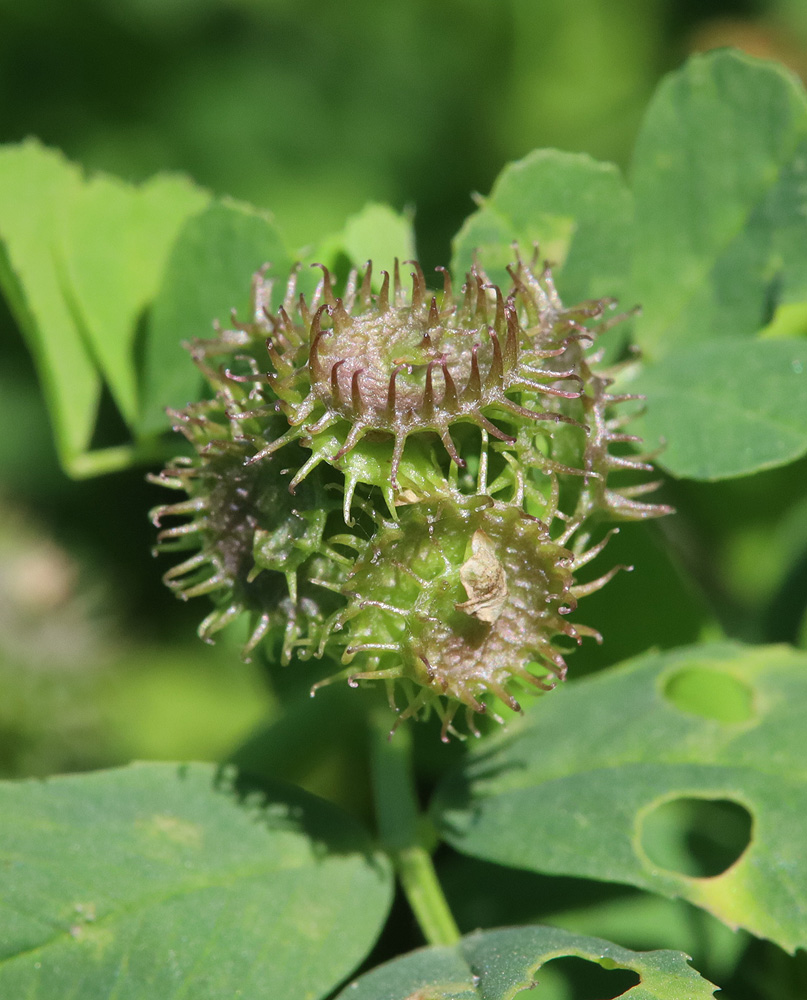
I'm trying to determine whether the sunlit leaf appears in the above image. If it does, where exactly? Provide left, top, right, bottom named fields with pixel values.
left=334, top=925, right=715, bottom=999
left=61, top=171, right=209, bottom=426
left=631, top=50, right=807, bottom=359
left=434, top=643, right=807, bottom=953
left=0, top=141, right=210, bottom=474
left=0, top=140, right=98, bottom=471
left=452, top=149, right=633, bottom=307
left=0, top=762, right=393, bottom=1000
left=341, top=202, right=416, bottom=274
left=138, top=199, right=290, bottom=434
left=631, top=338, right=807, bottom=479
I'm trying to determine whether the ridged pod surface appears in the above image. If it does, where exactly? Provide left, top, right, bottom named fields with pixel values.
left=152, top=251, right=671, bottom=737
left=316, top=494, right=612, bottom=740
left=150, top=358, right=349, bottom=665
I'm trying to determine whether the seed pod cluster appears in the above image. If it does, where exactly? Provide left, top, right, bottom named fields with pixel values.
left=151, top=250, right=671, bottom=738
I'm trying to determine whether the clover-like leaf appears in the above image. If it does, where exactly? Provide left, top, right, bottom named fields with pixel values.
left=138, top=199, right=291, bottom=434
left=452, top=148, right=633, bottom=307
left=0, top=140, right=96, bottom=472
left=61, top=170, right=209, bottom=427
left=0, top=762, right=393, bottom=1000
left=630, top=49, right=807, bottom=359
left=631, top=338, right=807, bottom=479
left=0, top=140, right=210, bottom=476
left=340, top=201, right=416, bottom=277
left=335, top=926, right=715, bottom=999
left=433, top=643, right=807, bottom=953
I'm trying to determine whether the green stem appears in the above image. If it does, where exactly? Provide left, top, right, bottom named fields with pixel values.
left=369, top=711, right=461, bottom=947
left=395, top=843, right=462, bottom=947
left=66, top=436, right=176, bottom=479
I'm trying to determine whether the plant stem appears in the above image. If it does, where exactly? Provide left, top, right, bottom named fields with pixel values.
left=395, top=843, right=462, bottom=947
left=67, top=437, right=176, bottom=479
left=369, top=711, right=461, bottom=947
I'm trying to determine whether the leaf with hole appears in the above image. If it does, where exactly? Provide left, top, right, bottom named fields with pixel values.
left=0, top=762, right=393, bottom=1000
left=433, top=642, right=807, bottom=952
left=630, top=49, right=807, bottom=359
left=334, top=925, right=715, bottom=999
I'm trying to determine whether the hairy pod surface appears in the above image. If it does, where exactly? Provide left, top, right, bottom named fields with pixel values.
left=152, top=252, right=671, bottom=736
left=317, top=495, right=596, bottom=741
left=150, top=380, right=349, bottom=665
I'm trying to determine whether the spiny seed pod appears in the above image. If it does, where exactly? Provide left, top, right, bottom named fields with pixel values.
left=204, top=254, right=608, bottom=515
left=265, top=259, right=583, bottom=477
left=151, top=249, right=671, bottom=737
left=149, top=357, right=352, bottom=664
left=313, top=491, right=617, bottom=742
left=201, top=252, right=665, bottom=523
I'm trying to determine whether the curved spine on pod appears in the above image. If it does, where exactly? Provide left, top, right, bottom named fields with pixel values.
left=151, top=248, right=671, bottom=736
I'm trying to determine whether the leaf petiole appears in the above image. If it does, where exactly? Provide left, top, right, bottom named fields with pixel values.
left=369, top=710, right=460, bottom=947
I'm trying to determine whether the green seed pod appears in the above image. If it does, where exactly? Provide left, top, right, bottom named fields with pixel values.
left=210, top=257, right=594, bottom=513
left=315, top=491, right=613, bottom=741
left=151, top=250, right=671, bottom=736
left=150, top=360, right=350, bottom=664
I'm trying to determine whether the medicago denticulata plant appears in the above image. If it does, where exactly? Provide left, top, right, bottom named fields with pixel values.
left=1, top=49, right=807, bottom=1000
left=150, top=251, right=671, bottom=740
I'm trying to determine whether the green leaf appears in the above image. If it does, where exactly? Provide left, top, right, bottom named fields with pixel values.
left=139, top=200, right=291, bottom=434
left=630, top=338, right=807, bottom=479
left=0, top=761, right=393, bottom=1000
left=631, top=50, right=807, bottom=359
left=0, top=140, right=98, bottom=471
left=433, top=643, right=807, bottom=953
left=341, top=201, right=416, bottom=274
left=451, top=149, right=633, bottom=306
left=301, top=202, right=417, bottom=295
left=0, top=140, right=210, bottom=475
left=61, top=171, right=210, bottom=427
left=439, top=857, right=747, bottom=988
left=334, top=926, right=715, bottom=999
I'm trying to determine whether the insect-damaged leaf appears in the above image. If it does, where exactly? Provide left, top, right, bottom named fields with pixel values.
left=433, top=642, right=807, bottom=953
left=334, top=925, right=715, bottom=1000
